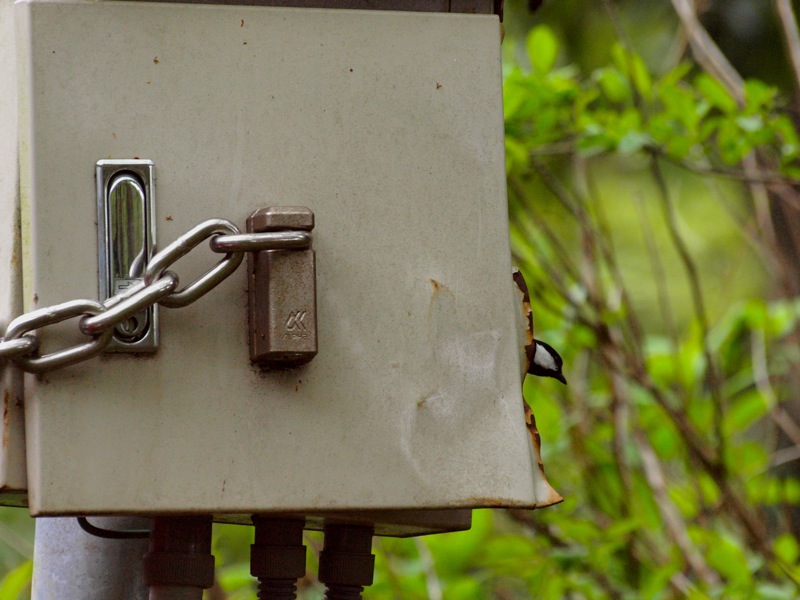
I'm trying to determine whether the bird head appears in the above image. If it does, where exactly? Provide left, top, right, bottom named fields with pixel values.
left=530, top=339, right=567, bottom=385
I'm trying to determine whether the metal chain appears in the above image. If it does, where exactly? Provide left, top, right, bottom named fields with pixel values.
left=0, top=218, right=311, bottom=374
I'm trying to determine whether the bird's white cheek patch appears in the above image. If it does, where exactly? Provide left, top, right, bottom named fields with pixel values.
left=534, top=343, right=557, bottom=371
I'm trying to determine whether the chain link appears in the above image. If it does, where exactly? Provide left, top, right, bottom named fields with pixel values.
left=0, top=219, right=308, bottom=373
left=146, top=219, right=243, bottom=309
left=0, top=336, right=38, bottom=360
left=4, top=299, right=112, bottom=374
left=79, top=272, right=179, bottom=337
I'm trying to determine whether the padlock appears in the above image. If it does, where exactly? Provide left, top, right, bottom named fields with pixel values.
left=247, top=206, right=317, bottom=367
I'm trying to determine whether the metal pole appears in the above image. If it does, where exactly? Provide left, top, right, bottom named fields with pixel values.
left=31, top=517, right=150, bottom=600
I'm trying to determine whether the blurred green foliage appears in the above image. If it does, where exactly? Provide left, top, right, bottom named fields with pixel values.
left=504, top=28, right=799, bottom=171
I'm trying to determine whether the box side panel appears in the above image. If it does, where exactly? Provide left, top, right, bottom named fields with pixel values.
left=0, top=0, right=28, bottom=497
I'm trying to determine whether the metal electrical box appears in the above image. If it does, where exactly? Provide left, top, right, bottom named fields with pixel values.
left=12, top=0, right=559, bottom=531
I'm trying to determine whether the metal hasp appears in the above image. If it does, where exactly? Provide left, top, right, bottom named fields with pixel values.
left=247, top=207, right=317, bottom=367
left=96, top=160, right=158, bottom=351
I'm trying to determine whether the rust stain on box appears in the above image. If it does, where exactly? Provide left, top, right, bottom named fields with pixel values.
left=3, top=390, right=9, bottom=449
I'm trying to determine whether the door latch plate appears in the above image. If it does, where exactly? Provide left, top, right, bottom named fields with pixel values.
left=96, top=159, right=158, bottom=352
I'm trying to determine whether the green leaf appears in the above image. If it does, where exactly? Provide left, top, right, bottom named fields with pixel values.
left=773, top=114, right=800, bottom=162
left=502, top=82, right=526, bottom=121
left=704, top=532, right=752, bottom=585
left=668, top=482, right=700, bottom=519
left=527, top=26, right=559, bottom=76
left=443, top=578, right=483, bottom=600
left=785, top=478, right=800, bottom=504
left=505, top=137, right=530, bottom=174
left=767, top=298, right=799, bottom=336
left=774, top=533, right=800, bottom=564
left=766, top=477, right=783, bottom=505
left=736, top=114, right=764, bottom=133
left=698, top=474, right=721, bottom=505
left=729, top=441, right=769, bottom=478
left=617, top=131, right=651, bottom=154
left=0, top=560, right=32, bottom=600
left=216, top=563, right=254, bottom=592
left=755, top=583, right=799, bottom=600
left=716, top=117, right=751, bottom=164
left=744, top=79, right=778, bottom=110
left=596, top=68, right=632, bottom=104
left=782, top=164, right=800, bottom=180
left=724, top=390, right=768, bottom=434
left=657, top=61, right=693, bottom=90
left=695, top=73, right=738, bottom=114
left=630, top=53, right=652, bottom=98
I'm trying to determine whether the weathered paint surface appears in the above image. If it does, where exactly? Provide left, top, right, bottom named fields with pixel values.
left=0, top=0, right=28, bottom=496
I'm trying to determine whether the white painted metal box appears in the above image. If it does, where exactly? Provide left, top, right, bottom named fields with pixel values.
left=13, top=0, right=558, bottom=525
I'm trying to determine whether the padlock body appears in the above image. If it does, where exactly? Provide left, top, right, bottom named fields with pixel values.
left=249, top=248, right=317, bottom=366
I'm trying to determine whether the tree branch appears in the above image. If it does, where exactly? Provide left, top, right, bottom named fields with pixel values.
left=668, top=0, right=744, bottom=102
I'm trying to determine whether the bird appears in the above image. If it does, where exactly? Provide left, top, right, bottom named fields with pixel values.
left=512, top=267, right=566, bottom=506
left=530, top=339, right=567, bottom=384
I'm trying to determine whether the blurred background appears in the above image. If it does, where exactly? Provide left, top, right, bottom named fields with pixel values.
left=3, top=0, right=800, bottom=598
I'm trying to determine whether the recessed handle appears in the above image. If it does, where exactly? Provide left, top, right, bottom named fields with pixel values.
left=97, top=159, right=159, bottom=352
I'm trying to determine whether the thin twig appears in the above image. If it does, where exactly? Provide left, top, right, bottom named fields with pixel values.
left=631, top=369, right=771, bottom=557
left=701, top=174, right=782, bottom=277
left=508, top=176, right=583, bottom=283
left=668, top=0, right=744, bottom=102
left=635, top=430, right=721, bottom=586
left=533, top=146, right=800, bottom=189
left=415, top=539, right=442, bottom=600
left=659, top=152, right=800, bottom=190
left=751, top=326, right=800, bottom=448
left=530, top=157, right=586, bottom=220
left=634, top=191, right=678, bottom=347
left=772, top=407, right=800, bottom=449
left=773, top=445, right=800, bottom=468
left=581, top=159, right=645, bottom=351
left=372, top=539, right=404, bottom=598
left=0, top=520, right=33, bottom=558
left=650, top=156, right=727, bottom=466
left=628, top=371, right=717, bottom=472
left=745, top=154, right=782, bottom=253
left=600, top=0, right=632, bottom=50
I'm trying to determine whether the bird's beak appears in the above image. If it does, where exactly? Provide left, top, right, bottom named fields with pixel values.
left=556, top=373, right=567, bottom=385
